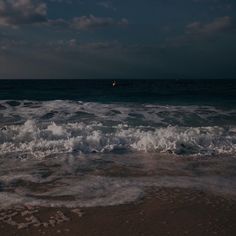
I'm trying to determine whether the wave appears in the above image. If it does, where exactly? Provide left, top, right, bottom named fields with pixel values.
left=1, top=100, right=236, bottom=158
left=1, top=100, right=236, bottom=127
left=1, top=120, right=236, bottom=158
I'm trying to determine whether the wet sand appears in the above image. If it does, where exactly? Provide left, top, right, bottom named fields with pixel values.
left=0, top=188, right=235, bottom=236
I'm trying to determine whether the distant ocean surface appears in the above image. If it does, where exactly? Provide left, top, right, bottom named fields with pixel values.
left=1, top=79, right=236, bottom=105
left=0, top=79, right=236, bottom=208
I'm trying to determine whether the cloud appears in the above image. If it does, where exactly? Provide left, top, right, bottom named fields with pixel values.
left=48, top=0, right=73, bottom=3
left=165, top=16, right=234, bottom=47
left=71, top=15, right=128, bottom=30
left=47, top=38, right=78, bottom=51
left=46, top=15, right=128, bottom=30
left=47, top=18, right=68, bottom=27
left=0, top=38, right=27, bottom=51
left=0, top=1, right=128, bottom=30
left=0, top=0, right=47, bottom=27
left=186, top=16, right=233, bottom=36
left=97, top=1, right=116, bottom=11
left=79, top=41, right=122, bottom=51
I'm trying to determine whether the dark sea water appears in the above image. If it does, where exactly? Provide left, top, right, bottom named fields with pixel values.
left=0, top=79, right=236, bottom=208
left=1, top=79, right=236, bottom=106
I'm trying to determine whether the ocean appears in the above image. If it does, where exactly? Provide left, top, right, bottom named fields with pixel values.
left=0, top=79, right=236, bottom=208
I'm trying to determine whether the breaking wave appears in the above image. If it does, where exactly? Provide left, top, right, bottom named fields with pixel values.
left=1, top=119, right=236, bottom=158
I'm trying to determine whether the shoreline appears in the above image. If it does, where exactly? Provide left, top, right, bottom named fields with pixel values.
left=1, top=187, right=235, bottom=236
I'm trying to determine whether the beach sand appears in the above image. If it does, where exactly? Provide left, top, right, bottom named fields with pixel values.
left=0, top=188, right=235, bottom=236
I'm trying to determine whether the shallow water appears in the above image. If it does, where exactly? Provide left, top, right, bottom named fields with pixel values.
left=0, top=153, right=236, bottom=208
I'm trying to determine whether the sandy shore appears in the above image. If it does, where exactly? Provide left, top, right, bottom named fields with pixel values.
left=0, top=188, right=235, bottom=236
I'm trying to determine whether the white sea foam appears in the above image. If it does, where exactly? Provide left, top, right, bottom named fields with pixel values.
left=0, top=119, right=236, bottom=158
left=47, top=122, right=67, bottom=136
left=0, top=172, right=235, bottom=208
left=0, top=151, right=235, bottom=208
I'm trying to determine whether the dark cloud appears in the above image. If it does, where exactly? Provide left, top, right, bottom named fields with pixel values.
left=48, top=0, right=73, bottom=3
left=45, top=14, right=128, bottom=30
left=186, top=16, right=233, bottom=36
left=165, top=16, right=235, bottom=47
left=0, top=1, right=128, bottom=31
left=97, top=1, right=116, bottom=11
left=71, top=15, right=128, bottom=30
left=46, top=38, right=78, bottom=51
left=46, top=18, right=68, bottom=27
left=0, top=0, right=47, bottom=27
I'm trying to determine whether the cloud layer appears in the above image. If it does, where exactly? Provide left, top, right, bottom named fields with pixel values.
left=186, top=16, right=233, bottom=36
left=0, top=0, right=47, bottom=27
left=0, top=0, right=128, bottom=30
left=72, top=15, right=128, bottom=30
left=165, top=16, right=235, bottom=48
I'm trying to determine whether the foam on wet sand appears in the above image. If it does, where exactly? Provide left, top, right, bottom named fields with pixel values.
left=0, top=188, right=235, bottom=236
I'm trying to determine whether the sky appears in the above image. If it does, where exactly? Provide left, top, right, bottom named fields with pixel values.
left=0, top=0, right=236, bottom=79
